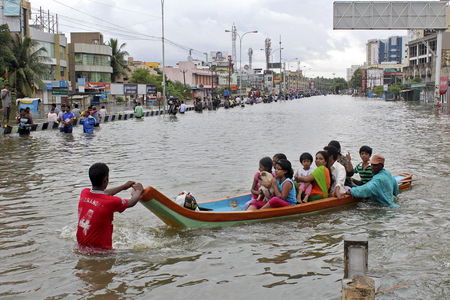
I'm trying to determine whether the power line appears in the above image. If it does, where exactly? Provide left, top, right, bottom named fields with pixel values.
left=49, top=0, right=207, bottom=57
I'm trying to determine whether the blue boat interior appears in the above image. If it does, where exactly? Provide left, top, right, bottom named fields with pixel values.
left=197, top=175, right=408, bottom=212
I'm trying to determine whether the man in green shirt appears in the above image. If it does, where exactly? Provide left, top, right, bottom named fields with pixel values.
left=134, top=103, right=144, bottom=118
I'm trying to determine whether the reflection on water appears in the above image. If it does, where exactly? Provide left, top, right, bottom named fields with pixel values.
left=0, top=96, right=449, bottom=298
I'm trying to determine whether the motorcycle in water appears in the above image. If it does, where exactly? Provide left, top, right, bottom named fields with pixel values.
left=168, top=97, right=179, bottom=115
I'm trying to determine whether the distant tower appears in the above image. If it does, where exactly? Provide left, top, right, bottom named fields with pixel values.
left=248, top=48, right=253, bottom=70
left=232, top=23, right=237, bottom=65
left=264, top=38, right=272, bottom=70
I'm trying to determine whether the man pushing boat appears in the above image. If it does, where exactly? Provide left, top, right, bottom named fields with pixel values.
left=76, top=163, right=143, bottom=250
left=348, top=154, right=399, bottom=207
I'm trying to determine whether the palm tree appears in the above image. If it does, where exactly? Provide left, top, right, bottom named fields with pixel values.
left=8, top=35, right=48, bottom=98
left=107, top=38, right=129, bottom=82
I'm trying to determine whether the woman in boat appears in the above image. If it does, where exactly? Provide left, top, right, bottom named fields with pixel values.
left=295, top=151, right=331, bottom=202
left=261, top=159, right=297, bottom=208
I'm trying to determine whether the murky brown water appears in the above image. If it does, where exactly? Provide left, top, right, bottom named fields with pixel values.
left=0, top=95, right=449, bottom=299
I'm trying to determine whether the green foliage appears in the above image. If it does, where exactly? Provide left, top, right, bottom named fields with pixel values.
left=388, top=83, right=403, bottom=96
left=412, top=77, right=422, bottom=83
left=166, top=80, right=191, bottom=100
left=350, top=69, right=362, bottom=89
left=129, top=68, right=163, bottom=92
left=107, top=38, right=129, bottom=82
left=7, top=35, right=49, bottom=98
left=115, top=96, right=125, bottom=103
left=332, top=77, right=348, bottom=93
left=0, top=25, right=13, bottom=77
left=373, top=85, right=384, bottom=96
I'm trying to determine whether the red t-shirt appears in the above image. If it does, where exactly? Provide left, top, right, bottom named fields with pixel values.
left=76, top=188, right=129, bottom=249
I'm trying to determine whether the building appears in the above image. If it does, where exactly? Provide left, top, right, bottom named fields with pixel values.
left=284, top=70, right=309, bottom=92
left=0, top=0, right=31, bottom=36
left=367, top=36, right=405, bottom=65
left=116, top=57, right=158, bottom=83
left=346, top=64, right=362, bottom=82
left=164, top=60, right=218, bottom=99
left=68, top=32, right=113, bottom=90
left=402, top=31, right=450, bottom=102
left=366, top=40, right=379, bottom=66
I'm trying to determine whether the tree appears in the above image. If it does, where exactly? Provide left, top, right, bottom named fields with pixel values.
left=373, top=85, right=384, bottom=96
left=166, top=80, right=191, bottom=100
left=350, top=68, right=362, bottom=90
left=129, top=68, right=163, bottom=90
left=388, top=83, right=403, bottom=99
left=0, top=24, right=13, bottom=78
left=332, top=77, right=348, bottom=93
left=107, top=38, right=129, bottom=82
left=7, top=35, right=48, bottom=98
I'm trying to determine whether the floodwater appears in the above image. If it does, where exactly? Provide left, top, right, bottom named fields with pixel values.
left=0, top=95, right=448, bottom=299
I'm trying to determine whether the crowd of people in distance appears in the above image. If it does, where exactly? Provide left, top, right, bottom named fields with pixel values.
left=247, top=140, right=399, bottom=210
left=45, top=103, right=108, bottom=134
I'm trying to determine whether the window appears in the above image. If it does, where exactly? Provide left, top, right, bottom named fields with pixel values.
left=74, top=54, right=111, bottom=66
left=429, top=40, right=436, bottom=52
left=409, top=46, right=417, bottom=57
left=419, top=44, right=426, bottom=56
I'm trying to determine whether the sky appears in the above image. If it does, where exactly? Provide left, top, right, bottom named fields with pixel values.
left=29, top=0, right=408, bottom=78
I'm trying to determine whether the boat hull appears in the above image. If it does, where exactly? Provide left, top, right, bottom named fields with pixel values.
left=140, top=173, right=412, bottom=228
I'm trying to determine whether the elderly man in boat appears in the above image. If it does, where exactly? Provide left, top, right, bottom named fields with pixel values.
left=348, top=154, right=399, bottom=207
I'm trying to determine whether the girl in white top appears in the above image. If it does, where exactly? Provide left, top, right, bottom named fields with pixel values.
left=294, top=152, right=315, bottom=203
left=47, top=109, right=58, bottom=123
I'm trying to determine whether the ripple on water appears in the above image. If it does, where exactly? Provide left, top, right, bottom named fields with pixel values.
left=0, top=96, right=449, bottom=299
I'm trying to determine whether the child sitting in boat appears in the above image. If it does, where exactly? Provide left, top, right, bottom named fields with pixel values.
left=261, top=159, right=297, bottom=208
left=250, top=157, right=273, bottom=201
left=344, top=145, right=373, bottom=186
left=294, top=152, right=314, bottom=203
left=247, top=171, right=274, bottom=210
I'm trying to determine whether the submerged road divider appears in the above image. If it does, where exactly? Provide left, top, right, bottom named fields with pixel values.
left=0, top=106, right=196, bottom=135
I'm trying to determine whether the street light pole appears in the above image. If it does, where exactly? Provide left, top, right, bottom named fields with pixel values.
left=161, top=0, right=166, bottom=109
left=226, top=29, right=257, bottom=95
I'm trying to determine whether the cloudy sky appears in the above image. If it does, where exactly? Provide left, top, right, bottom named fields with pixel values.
left=30, top=0, right=407, bottom=78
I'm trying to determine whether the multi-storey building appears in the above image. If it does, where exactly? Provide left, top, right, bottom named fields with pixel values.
left=367, top=36, right=405, bottom=65
left=68, top=32, right=113, bottom=90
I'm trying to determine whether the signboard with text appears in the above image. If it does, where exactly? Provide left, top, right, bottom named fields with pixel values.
left=124, top=84, right=138, bottom=95
left=146, top=84, right=157, bottom=95
left=86, top=82, right=111, bottom=89
left=4, top=0, right=21, bottom=16
left=211, top=51, right=228, bottom=62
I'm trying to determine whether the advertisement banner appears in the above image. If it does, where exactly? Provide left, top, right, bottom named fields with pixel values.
left=4, top=0, right=21, bottom=16
left=77, top=78, right=86, bottom=86
left=439, top=76, right=448, bottom=95
left=86, top=82, right=111, bottom=89
left=210, top=51, right=228, bottom=62
left=124, top=83, right=138, bottom=95
left=146, top=84, right=157, bottom=94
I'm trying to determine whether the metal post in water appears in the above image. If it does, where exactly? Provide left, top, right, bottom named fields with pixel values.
left=342, top=235, right=374, bottom=300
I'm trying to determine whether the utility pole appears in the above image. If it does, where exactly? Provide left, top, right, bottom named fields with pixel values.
left=279, top=35, right=282, bottom=96
left=161, top=0, right=166, bottom=109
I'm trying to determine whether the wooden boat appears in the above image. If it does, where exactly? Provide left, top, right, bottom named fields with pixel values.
left=140, top=173, right=413, bottom=228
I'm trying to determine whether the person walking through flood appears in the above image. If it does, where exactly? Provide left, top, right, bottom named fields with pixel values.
left=76, top=163, right=144, bottom=250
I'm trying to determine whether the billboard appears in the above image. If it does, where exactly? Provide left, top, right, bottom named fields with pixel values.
left=124, top=84, right=138, bottom=95
left=334, top=1, right=447, bottom=30
left=268, top=62, right=281, bottom=69
left=146, top=84, right=157, bottom=94
left=4, top=0, right=21, bottom=17
left=210, top=51, right=228, bottom=62
left=86, top=82, right=111, bottom=89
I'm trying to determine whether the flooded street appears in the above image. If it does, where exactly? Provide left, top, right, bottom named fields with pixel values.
left=0, top=95, right=448, bottom=299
